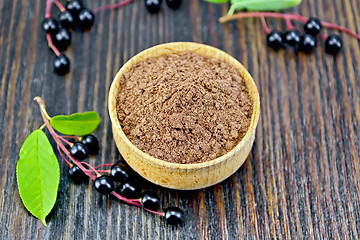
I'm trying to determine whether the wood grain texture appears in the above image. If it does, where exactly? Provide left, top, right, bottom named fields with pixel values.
left=0, top=0, right=359, bottom=239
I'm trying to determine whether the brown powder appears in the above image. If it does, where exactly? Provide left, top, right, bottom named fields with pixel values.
left=116, top=51, right=253, bottom=164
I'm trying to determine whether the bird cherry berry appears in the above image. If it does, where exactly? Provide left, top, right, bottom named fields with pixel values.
left=70, top=142, right=89, bottom=160
left=304, top=17, right=322, bottom=36
left=54, top=53, right=70, bottom=75
left=42, top=17, right=59, bottom=34
left=299, top=34, right=317, bottom=53
left=78, top=8, right=95, bottom=30
left=119, top=181, right=141, bottom=199
left=65, top=0, right=84, bottom=16
left=81, top=135, right=99, bottom=155
left=141, top=191, right=160, bottom=211
left=325, top=34, right=343, bottom=55
left=283, top=29, right=302, bottom=47
left=145, top=0, right=162, bottom=14
left=93, top=175, right=114, bottom=195
left=165, top=0, right=182, bottom=10
left=267, top=30, right=284, bottom=51
left=110, top=163, right=130, bottom=183
left=164, top=207, right=184, bottom=225
left=54, top=28, right=72, bottom=51
left=58, top=11, right=75, bottom=29
left=68, top=165, right=88, bottom=182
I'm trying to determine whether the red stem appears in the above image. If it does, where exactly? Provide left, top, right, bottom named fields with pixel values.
left=58, top=136, right=73, bottom=146
left=94, top=163, right=113, bottom=169
left=46, top=34, right=61, bottom=56
left=45, top=0, right=52, bottom=18
left=111, top=191, right=143, bottom=207
left=57, top=145, right=72, bottom=167
left=62, top=136, right=81, bottom=141
left=81, top=161, right=101, bottom=177
left=219, top=12, right=360, bottom=40
left=260, top=16, right=270, bottom=34
left=146, top=209, right=165, bottom=216
left=52, top=0, right=66, bottom=12
left=93, top=0, right=134, bottom=13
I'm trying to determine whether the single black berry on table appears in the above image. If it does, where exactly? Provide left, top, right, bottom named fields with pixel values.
left=81, top=135, right=99, bottom=155
left=58, top=11, right=75, bottom=29
left=110, top=163, right=130, bottom=183
left=54, top=53, right=70, bottom=75
left=65, top=0, right=84, bottom=16
left=267, top=30, right=284, bottom=51
left=42, top=17, right=59, bottom=34
left=325, top=34, right=343, bottom=55
left=78, top=8, right=95, bottom=30
left=70, top=142, right=89, bottom=160
left=68, top=165, right=88, bottom=182
left=119, top=181, right=141, bottom=199
left=166, top=0, right=182, bottom=10
left=145, top=0, right=162, bottom=14
left=93, top=175, right=114, bottom=195
left=141, top=191, right=160, bottom=211
left=299, top=34, right=317, bottom=53
left=54, top=28, right=72, bottom=51
left=283, top=29, right=302, bottom=47
left=164, top=207, right=184, bottom=225
left=304, top=17, right=322, bottom=36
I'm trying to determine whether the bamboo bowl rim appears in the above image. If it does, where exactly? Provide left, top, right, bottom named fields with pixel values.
left=108, top=42, right=260, bottom=171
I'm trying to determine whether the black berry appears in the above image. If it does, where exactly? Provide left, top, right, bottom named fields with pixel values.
left=165, top=0, right=182, bottom=10
left=54, top=28, right=72, bottom=51
left=141, top=191, right=160, bottom=211
left=299, top=34, right=317, bottom=53
left=283, top=29, right=302, bottom=47
left=81, top=135, right=99, bottom=155
left=145, top=0, right=162, bottom=14
left=164, top=207, right=184, bottom=225
left=93, top=175, right=114, bottom=195
left=42, top=17, right=59, bottom=34
left=70, top=142, right=89, bottom=160
left=78, top=8, right=95, bottom=30
left=325, top=34, right=343, bottom=55
left=68, top=165, right=88, bottom=182
left=110, top=163, right=130, bottom=183
left=54, top=53, right=70, bottom=76
left=65, top=0, right=84, bottom=15
left=267, top=30, right=284, bottom=51
left=58, top=11, right=75, bottom=29
left=304, top=17, right=322, bottom=36
left=119, top=181, right=140, bottom=199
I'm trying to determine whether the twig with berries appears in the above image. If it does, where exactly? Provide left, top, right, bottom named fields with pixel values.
left=219, top=12, right=359, bottom=55
left=16, top=97, right=184, bottom=226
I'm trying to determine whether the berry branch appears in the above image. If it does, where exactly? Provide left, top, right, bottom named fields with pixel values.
left=219, top=12, right=360, bottom=40
left=33, top=96, right=184, bottom=225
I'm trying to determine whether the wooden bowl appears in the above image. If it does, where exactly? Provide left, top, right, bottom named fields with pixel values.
left=108, top=42, right=260, bottom=190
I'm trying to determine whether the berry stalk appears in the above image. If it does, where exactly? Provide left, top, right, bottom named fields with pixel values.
left=93, top=0, right=134, bottom=13
left=46, top=33, right=61, bottom=56
left=53, top=0, right=66, bottom=12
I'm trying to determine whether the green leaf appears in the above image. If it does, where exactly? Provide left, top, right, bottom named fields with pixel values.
left=228, top=0, right=302, bottom=14
left=16, top=130, right=60, bottom=226
left=50, top=111, right=101, bottom=135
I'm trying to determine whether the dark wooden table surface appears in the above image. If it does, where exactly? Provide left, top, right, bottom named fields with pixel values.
left=1, top=0, right=360, bottom=239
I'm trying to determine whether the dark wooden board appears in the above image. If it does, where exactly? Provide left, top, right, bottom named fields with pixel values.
left=1, top=0, right=360, bottom=239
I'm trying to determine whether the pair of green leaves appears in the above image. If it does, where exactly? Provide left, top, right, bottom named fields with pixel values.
left=204, top=0, right=302, bottom=15
left=17, top=111, right=100, bottom=225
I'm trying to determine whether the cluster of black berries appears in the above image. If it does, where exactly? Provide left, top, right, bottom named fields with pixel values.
left=68, top=134, right=184, bottom=225
left=145, top=0, right=182, bottom=14
left=267, top=17, right=343, bottom=55
left=42, top=0, right=95, bottom=75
